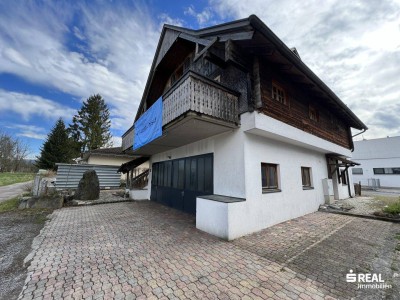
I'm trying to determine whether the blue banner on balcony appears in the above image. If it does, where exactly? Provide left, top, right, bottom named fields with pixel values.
left=133, top=97, right=163, bottom=150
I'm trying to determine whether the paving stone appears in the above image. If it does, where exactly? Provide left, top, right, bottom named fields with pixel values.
left=17, top=202, right=400, bottom=299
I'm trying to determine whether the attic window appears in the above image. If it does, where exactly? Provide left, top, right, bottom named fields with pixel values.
left=272, top=82, right=287, bottom=105
left=309, top=105, right=319, bottom=121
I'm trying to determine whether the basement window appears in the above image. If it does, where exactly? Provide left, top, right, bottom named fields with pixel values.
left=261, top=163, right=280, bottom=193
left=272, top=82, right=287, bottom=105
left=301, top=167, right=313, bottom=189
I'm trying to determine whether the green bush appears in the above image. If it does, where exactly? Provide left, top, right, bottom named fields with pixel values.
left=383, top=199, right=400, bottom=215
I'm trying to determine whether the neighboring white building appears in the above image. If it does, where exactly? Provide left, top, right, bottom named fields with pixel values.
left=120, top=15, right=367, bottom=240
left=80, top=147, right=147, bottom=180
left=351, top=136, right=400, bottom=188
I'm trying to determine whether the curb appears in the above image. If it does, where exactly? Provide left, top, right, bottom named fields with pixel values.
left=70, top=199, right=133, bottom=207
left=319, top=210, right=400, bottom=223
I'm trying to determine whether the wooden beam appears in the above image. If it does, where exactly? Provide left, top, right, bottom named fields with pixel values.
left=253, top=56, right=262, bottom=109
left=218, top=31, right=254, bottom=42
left=225, top=39, right=250, bottom=71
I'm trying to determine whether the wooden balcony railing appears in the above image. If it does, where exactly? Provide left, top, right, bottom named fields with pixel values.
left=122, top=71, right=239, bottom=151
left=163, top=71, right=239, bottom=125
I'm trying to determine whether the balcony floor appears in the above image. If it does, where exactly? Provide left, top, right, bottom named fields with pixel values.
left=132, top=112, right=238, bottom=155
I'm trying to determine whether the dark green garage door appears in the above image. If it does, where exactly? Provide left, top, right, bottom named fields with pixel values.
left=150, top=153, right=213, bottom=214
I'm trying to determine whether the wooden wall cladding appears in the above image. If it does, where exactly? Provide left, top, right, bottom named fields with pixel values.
left=259, top=62, right=351, bottom=149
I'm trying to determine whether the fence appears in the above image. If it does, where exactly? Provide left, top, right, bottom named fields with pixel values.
left=367, top=178, right=381, bottom=190
left=55, top=164, right=121, bottom=190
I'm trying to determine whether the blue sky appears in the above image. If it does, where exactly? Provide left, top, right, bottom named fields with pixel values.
left=1, top=0, right=399, bottom=158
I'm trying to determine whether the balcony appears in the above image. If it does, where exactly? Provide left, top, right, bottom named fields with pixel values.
left=122, top=71, right=239, bottom=154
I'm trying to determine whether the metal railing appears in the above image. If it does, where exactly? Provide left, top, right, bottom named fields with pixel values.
left=367, top=178, right=381, bottom=190
left=122, top=71, right=239, bottom=151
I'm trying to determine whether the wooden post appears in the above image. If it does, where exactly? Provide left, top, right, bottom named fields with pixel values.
left=253, top=56, right=262, bottom=108
left=130, top=169, right=134, bottom=189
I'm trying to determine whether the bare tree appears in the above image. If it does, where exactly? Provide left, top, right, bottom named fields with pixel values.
left=0, top=131, right=30, bottom=172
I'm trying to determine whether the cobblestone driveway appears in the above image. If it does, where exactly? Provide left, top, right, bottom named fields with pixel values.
left=19, top=202, right=400, bottom=299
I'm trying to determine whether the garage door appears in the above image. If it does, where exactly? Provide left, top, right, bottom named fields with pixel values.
left=150, top=153, right=213, bottom=214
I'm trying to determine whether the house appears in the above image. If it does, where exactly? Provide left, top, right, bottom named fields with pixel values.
left=351, top=136, right=400, bottom=188
left=120, top=15, right=367, bottom=240
left=81, top=147, right=139, bottom=167
left=80, top=147, right=148, bottom=181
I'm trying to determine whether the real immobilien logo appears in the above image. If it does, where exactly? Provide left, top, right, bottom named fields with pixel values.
left=346, top=269, right=393, bottom=290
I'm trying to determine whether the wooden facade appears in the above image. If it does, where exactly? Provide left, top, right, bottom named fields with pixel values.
left=123, top=15, right=366, bottom=153
left=259, top=61, right=352, bottom=149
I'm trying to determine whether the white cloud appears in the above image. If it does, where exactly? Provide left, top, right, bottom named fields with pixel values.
left=0, top=1, right=166, bottom=132
left=209, top=0, right=400, bottom=139
left=9, top=124, right=48, bottom=140
left=111, top=136, right=122, bottom=147
left=0, top=89, right=76, bottom=121
left=158, top=13, right=185, bottom=28
left=184, top=5, right=214, bottom=26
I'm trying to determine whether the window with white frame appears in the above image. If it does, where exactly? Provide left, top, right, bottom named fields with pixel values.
left=272, top=82, right=287, bottom=105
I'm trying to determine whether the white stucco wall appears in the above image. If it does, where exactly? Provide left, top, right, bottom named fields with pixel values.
left=196, top=199, right=229, bottom=239
left=352, top=137, right=400, bottom=188
left=88, top=155, right=149, bottom=180
left=229, top=134, right=327, bottom=239
left=197, top=112, right=355, bottom=240
left=129, top=189, right=149, bottom=200
left=87, top=155, right=134, bottom=166
left=148, top=111, right=355, bottom=240
left=148, top=128, right=246, bottom=200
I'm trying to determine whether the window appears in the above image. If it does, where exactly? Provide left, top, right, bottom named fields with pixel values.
left=352, top=168, right=363, bottom=175
left=309, top=105, right=319, bottom=121
left=341, top=170, right=348, bottom=185
left=272, top=82, right=287, bottom=105
left=261, top=163, right=279, bottom=192
left=301, top=167, right=313, bottom=189
left=374, top=168, right=400, bottom=175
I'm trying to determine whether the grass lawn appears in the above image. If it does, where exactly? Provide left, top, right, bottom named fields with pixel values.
left=368, top=195, right=400, bottom=213
left=0, top=196, right=20, bottom=212
left=0, top=172, right=35, bottom=187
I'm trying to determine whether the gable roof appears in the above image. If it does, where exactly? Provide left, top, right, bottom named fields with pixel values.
left=131, top=15, right=367, bottom=131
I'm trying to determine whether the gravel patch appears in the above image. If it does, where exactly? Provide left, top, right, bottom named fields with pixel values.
left=0, top=210, right=52, bottom=300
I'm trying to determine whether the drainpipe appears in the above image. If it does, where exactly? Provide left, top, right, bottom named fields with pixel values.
left=345, top=167, right=353, bottom=198
left=350, top=128, right=367, bottom=152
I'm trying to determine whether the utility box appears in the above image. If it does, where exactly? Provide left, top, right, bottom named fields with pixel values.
left=322, top=178, right=334, bottom=204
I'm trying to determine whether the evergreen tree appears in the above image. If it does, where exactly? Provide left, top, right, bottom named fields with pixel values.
left=68, top=94, right=112, bottom=153
left=67, top=115, right=83, bottom=158
left=36, top=118, right=74, bottom=170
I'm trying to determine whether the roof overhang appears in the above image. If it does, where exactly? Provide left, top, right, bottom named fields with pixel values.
left=131, top=112, right=237, bottom=156
left=326, top=154, right=360, bottom=167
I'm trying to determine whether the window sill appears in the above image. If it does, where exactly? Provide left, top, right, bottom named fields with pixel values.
left=262, top=188, right=281, bottom=194
left=302, top=186, right=314, bottom=190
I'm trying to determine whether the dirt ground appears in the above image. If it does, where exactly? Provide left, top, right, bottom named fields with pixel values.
left=0, top=209, right=53, bottom=300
